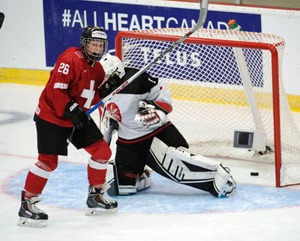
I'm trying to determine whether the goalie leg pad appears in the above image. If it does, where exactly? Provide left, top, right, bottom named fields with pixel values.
left=137, top=169, right=153, bottom=192
left=117, top=168, right=153, bottom=195
left=107, top=161, right=153, bottom=196
left=149, top=137, right=219, bottom=183
left=213, top=164, right=236, bottom=198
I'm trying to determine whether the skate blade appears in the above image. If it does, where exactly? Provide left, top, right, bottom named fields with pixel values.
left=18, top=217, right=47, bottom=228
left=85, top=207, right=118, bottom=216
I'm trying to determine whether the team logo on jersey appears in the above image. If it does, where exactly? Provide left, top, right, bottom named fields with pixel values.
left=106, top=102, right=122, bottom=122
left=54, top=82, right=68, bottom=89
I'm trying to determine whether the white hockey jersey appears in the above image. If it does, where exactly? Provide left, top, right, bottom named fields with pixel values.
left=103, top=68, right=172, bottom=140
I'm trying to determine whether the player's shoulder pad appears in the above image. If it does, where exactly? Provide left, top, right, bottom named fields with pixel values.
left=121, top=68, right=158, bottom=94
left=58, top=47, right=84, bottom=65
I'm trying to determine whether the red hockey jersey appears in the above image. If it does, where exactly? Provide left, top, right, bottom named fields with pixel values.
left=35, top=47, right=105, bottom=127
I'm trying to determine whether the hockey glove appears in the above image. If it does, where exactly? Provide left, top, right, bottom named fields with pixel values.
left=134, top=100, right=167, bottom=129
left=99, top=73, right=123, bottom=98
left=64, top=102, right=90, bottom=129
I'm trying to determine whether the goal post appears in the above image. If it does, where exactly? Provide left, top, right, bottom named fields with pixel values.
left=114, top=28, right=300, bottom=187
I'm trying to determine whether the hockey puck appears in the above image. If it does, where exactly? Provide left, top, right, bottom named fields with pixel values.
left=250, top=172, right=259, bottom=176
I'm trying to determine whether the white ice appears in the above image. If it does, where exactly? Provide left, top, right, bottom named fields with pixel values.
left=1, top=83, right=300, bottom=241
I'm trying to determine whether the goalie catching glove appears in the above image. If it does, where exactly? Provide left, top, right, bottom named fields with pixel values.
left=64, top=101, right=90, bottom=129
left=134, top=100, right=167, bottom=129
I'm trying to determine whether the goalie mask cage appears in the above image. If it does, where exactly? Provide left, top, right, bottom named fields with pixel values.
left=115, top=28, right=300, bottom=187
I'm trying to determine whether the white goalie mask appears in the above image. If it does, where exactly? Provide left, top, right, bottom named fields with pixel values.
left=100, top=53, right=126, bottom=80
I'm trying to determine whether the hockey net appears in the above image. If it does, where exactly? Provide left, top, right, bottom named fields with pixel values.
left=114, top=28, right=300, bottom=187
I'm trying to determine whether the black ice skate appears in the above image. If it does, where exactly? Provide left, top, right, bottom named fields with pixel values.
left=85, top=183, right=118, bottom=215
left=18, top=191, right=48, bottom=228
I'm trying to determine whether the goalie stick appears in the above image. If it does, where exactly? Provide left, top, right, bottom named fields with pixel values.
left=86, top=0, right=209, bottom=115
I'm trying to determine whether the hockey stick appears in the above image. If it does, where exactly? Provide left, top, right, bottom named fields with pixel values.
left=87, top=0, right=209, bottom=115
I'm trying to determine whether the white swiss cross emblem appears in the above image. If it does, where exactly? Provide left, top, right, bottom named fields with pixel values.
left=81, top=80, right=95, bottom=108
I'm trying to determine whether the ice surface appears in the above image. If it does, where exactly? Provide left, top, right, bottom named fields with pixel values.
left=1, top=83, right=300, bottom=241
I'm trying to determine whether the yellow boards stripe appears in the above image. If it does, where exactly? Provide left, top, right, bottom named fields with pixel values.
left=1, top=68, right=299, bottom=112
left=0, top=68, right=49, bottom=86
left=168, top=83, right=300, bottom=112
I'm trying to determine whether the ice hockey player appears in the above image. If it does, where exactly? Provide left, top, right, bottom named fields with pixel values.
left=98, top=53, right=236, bottom=198
left=18, top=26, right=118, bottom=228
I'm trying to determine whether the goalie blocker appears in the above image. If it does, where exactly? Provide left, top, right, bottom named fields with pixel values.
left=108, top=137, right=236, bottom=198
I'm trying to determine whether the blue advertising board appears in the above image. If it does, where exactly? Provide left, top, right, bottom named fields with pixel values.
left=43, top=0, right=261, bottom=67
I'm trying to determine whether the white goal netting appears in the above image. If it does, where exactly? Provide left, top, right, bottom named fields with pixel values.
left=115, top=28, right=300, bottom=187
